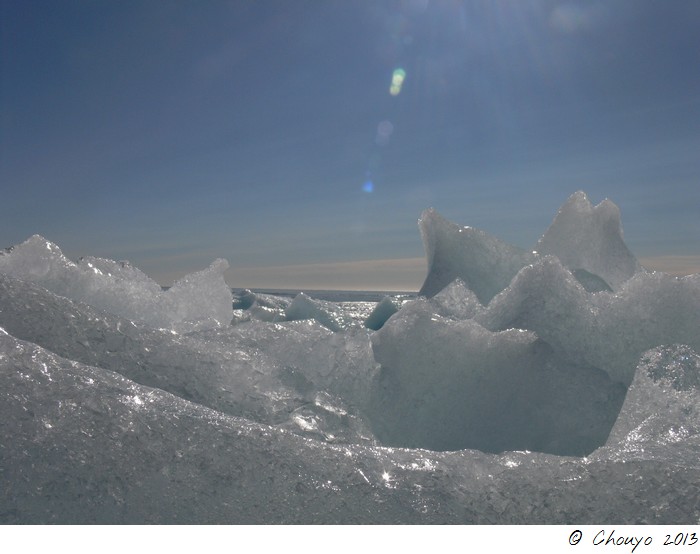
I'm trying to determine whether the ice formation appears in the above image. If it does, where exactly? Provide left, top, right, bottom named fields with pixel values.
left=0, top=235, right=232, bottom=333
left=1, top=191, right=699, bottom=524
left=418, top=191, right=643, bottom=300
left=364, top=295, right=404, bottom=330
left=1, top=327, right=698, bottom=523
left=477, top=259, right=700, bottom=386
left=418, top=208, right=536, bottom=302
left=285, top=292, right=358, bottom=331
left=368, top=297, right=625, bottom=455
left=536, top=191, right=641, bottom=290
left=232, top=289, right=290, bottom=323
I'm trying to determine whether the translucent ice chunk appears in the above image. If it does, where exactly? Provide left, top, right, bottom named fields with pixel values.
left=285, top=292, right=356, bottom=331
left=476, top=256, right=602, bottom=372
left=416, top=192, right=641, bottom=303
left=477, top=258, right=700, bottom=386
left=232, top=290, right=290, bottom=323
left=364, top=296, right=402, bottom=330
left=599, top=345, right=700, bottom=467
left=0, top=273, right=297, bottom=425
left=368, top=297, right=625, bottom=455
left=594, top=271, right=700, bottom=382
left=572, top=268, right=613, bottom=293
left=163, top=258, right=233, bottom=332
left=418, top=209, right=536, bottom=303
left=429, top=278, right=483, bottom=319
left=233, top=289, right=290, bottom=312
left=0, top=235, right=232, bottom=333
left=536, top=191, right=642, bottom=290
left=232, top=289, right=258, bottom=310
left=1, top=327, right=698, bottom=523
left=202, top=317, right=380, bottom=409
left=77, top=255, right=162, bottom=294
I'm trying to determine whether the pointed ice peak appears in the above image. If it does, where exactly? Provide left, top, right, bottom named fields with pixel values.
left=4, top=234, right=63, bottom=254
left=0, top=234, right=76, bottom=278
left=562, top=190, right=594, bottom=209
left=16, top=234, right=61, bottom=249
left=430, top=278, right=483, bottom=319
left=165, top=258, right=233, bottom=330
left=546, top=191, right=622, bottom=233
left=536, top=191, right=641, bottom=290
left=170, top=258, right=229, bottom=288
left=418, top=208, right=536, bottom=303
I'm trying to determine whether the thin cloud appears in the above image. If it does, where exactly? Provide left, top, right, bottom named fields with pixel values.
left=550, top=3, right=607, bottom=34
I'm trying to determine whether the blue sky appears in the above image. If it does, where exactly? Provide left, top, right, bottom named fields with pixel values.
left=2, top=0, right=699, bottom=290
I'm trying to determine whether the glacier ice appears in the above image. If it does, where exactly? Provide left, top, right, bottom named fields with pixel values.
left=1, top=190, right=699, bottom=524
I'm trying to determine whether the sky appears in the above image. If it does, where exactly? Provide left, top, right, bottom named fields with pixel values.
left=1, top=0, right=699, bottom=290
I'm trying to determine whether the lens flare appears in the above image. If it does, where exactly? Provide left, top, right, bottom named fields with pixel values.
left=375, top=120, right=394, bottom=145
left=363, top=180, right=374, bottom=193
left=390, top=68, right=406, bottom=96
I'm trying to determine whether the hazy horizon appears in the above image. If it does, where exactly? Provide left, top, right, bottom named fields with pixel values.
left=8, top=232, right=698, bottom=292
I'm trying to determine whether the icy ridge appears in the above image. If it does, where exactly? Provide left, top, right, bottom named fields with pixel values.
left=0, top=235, right=232, bottom=333
left=418, top=191, right=644, bottom=303
left=0, top=272, right=377, bottom=443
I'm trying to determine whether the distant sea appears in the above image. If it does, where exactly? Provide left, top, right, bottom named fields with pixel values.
left=231, top=288, right=417, bottom=303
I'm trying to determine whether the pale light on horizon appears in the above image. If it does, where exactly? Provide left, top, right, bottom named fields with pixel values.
left=639, top=256, right=700, bottom=277
left=143, top=254, right=700, bottom=291
left=226, top=257, right=426, bottom=292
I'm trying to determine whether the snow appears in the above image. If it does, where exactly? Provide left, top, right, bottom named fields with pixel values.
left=1, top=191, right=699, bottom=523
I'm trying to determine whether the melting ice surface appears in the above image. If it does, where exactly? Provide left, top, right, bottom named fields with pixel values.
left=1, top=191, right=699, bottom=524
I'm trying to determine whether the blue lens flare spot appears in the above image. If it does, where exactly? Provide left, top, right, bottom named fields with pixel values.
left=363, top=180, right=374, bottom=193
